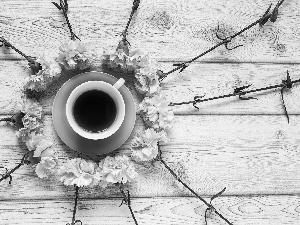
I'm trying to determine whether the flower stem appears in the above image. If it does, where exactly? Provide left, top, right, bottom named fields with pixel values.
left=169, top=74, right=300, bottom=107
left=159, top=1, right=286, bottom=81
left=0, top=37, right=41, bottom=73
left=160, top=41, right=225, bottom=79
left=118, top=183, right=139, bottom=225
left=0, top=117, right=13, bottom=123
left=70, top=185, right=80, bottom=225
left=0, top=153, right=30, bottom=184
left=0, top=37, right=35, bottom=63
left=122, top=0, right=140, bottom=41
left=62, top=6, right=79, bottom=41
left=157, top=144, right=233, bottom=225
left=53, top=0, right=80, bottom=40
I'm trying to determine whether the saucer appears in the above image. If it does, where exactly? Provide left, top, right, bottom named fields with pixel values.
left=52, top=71, right=136, bottom=155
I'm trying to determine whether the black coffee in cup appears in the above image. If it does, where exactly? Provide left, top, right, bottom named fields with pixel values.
left=72, top=90, right=117, bottom=133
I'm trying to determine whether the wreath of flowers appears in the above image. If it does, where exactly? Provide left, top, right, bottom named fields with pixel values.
left=0, top=0, right=288, bottom=224
left=0, top=0, right=174, bottom=223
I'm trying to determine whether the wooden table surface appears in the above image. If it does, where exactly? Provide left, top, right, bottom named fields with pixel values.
left=1, top=0, right=300, bottom=224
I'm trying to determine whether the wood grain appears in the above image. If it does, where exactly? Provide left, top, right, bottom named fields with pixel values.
left=1, top=61, right=300, bottom=115
left=1, top=0, right=300, bottom=224
left=0, top=0, right=299, bottom=62
left=1, top=196, right=300, bottom=225
left=1, top=115, right=300, bottom=199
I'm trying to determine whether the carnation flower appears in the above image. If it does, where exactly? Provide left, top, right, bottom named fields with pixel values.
left=36, top=54, right=61, bottom=79
left=128, top=49, right=151, bottom=69
left=35, top=157, right=56, bottom=179
left=24, top=132, right=53, bottom=158
left=24, top=74, right=46, bottom=91
left=102, top=39, right=131, bottom=71
left=131, top=128, right=168, bottom=161
left=24, top=54, right=62, bottom=91
left=15, top=99, right=44, bottom=141
left=102, top=48, right=150, bottom=72
left=16, top=120, right=43, bottom=142
left=58, top=158, right=100, bottom=187
left=20, top=98, right=43, bottom=119
left=22, top=114, right=42, bottom=131
left=98, top=155, right=137, bottom=187
left=139, top=93, right=174, bottom=131
left=102, top=49, right=132, bottom=71
left=134, top=58, right=161, bottom=95
left=16, top=114, right=43, bottom=141
left=57, top=40, right=93, bottom=70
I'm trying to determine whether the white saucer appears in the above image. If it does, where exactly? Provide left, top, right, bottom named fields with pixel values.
left=52, top=71, right=136, bottom=155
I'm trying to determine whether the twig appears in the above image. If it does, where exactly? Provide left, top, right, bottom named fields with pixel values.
left=52, top=0, right=80, bottom=40
left=0, top=153, right=30, bottom=184
left=156, top=144, right=232, bottom=225
left=159, top=0, right=286, bottom=81
left=169, top=71, right=296, bottom=123
left=122, top=0, right=140, bottom=44
left=0, top=117, right=14, bottom=123
left=0, top=37, right=41, bottom=73
left=67, top=185, right=82, bottom=225
left=118, top=183, right=139, bottom=225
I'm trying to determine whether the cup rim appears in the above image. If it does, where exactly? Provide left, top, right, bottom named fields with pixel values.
left=66, top=80, right=125, bottom=140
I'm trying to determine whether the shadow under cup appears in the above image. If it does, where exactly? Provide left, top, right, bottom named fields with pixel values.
left=66, top=80, right=125, bottom=140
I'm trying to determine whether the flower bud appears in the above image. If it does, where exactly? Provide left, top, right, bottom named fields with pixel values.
left=28, top=60, right=42, bottom=74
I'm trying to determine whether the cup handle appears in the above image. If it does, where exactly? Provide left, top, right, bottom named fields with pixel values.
left=113, top=78, right=125, bottom=90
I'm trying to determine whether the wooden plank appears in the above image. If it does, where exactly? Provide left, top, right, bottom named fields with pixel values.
left=1, top=61, right=300, bottom=115
left=0, top=0, right=299, bottom=62
left=1, top=115, right=300, bottom=199
left=1, top=196, right=300, bottom=225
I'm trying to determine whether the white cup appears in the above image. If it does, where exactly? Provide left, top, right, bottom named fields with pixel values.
left=66, top=78, right=125, bottom=140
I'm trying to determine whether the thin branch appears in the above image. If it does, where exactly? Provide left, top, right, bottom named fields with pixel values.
left=280, top=88, right=289, bottom=123
left=67, top=185, right=82, bottom=225
left=118, top=183, right=139, bottom=225
left=169, top=80, right=294, bottom=106
left=52, top=0, right=80, bottom=40
left=0, top=117, right=13, bottom=123
left=72, top=185, right=79, bottom=224
left=159, top=0, right=286, bottom=81
left=0, top=153, right=30, bottom=184
left=169, top=71, right=298, bottom=123
left=157, top=144, right=232, bottom=225
left=0, top=37, right=41, bottom=73
left=0, top=37, right=33, bottom=62
left=122, top=0, right=140, bottom=43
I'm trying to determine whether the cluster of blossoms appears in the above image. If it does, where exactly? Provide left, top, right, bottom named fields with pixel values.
left=15, top=98, right=56, bottom=178
left=131, top=54, right=174, bottom=160
left=102, top=40, right=163, bottom=96
left=18, top=38, right=174, bottom=183
left=58, top=155, right=137, bottom=187
left=103, top=40, right=174, bottom=161
left=24, top=40, right=94, bottom=91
